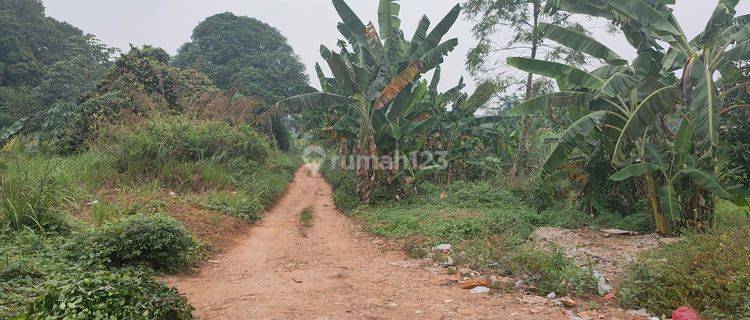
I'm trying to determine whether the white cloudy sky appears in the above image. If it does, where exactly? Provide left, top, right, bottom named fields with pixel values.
left=43, top=1, right=750, bottom=92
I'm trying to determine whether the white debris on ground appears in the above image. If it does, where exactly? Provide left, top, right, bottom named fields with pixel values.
left=533, top=227, right=680, bottom=284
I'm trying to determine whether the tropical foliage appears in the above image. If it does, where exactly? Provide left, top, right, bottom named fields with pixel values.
left=505, top=0, right=750, bottom=234
left=278, top=0, right=506, bottom=203
left=279, top=0, right=472, bottom=203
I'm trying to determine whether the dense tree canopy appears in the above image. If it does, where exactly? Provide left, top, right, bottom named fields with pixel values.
left=174, top=12, right=309, bottom=104
left=0, top=0, right=112, bottom=127
left=97, top=45, right=214, bottom=114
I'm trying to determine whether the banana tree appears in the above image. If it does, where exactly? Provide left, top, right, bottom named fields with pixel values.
left=505, top=0, right=750, bottom=234
left=277, top=0, right=462, bottom=203
left=424, top=71, right=500, bottom=180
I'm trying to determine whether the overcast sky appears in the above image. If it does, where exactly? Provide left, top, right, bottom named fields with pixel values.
left=43, top=1, right=749, bottom=93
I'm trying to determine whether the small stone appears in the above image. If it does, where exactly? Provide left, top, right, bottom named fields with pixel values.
left=458, top=267, right=472, bottom=277
left=626, top=309, right=650, bottom=317
left=470, top=286, right=490, bottom=294
left=442, top=256, right=455, bottom=267
left=559, top=297, right=577, bottom=308
left=546, top=292, right=557, bottom=300
left=85, top=200, right=99, bottom=206
left=592, top=271, right=612, bottom=295
left=168, top=191, right=177, bottom=197
left=433, top=244, right=452, bottom=252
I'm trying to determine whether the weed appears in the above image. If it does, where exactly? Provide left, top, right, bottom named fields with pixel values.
left=618, top=224, right=750, bottom=318
left=26, top=269, right=194, bottom=319
left=202, top=191, right=264, bottom=222
left=403, top=239, right=428, bottom=259
left=90, top=202, right=121, bottom=225
left=299, top=206, right=314, bottom=237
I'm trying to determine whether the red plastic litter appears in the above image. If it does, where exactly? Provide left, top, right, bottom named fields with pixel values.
left=672, top=306, right=700, bottom=320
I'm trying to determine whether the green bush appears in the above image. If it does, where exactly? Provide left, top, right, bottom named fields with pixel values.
left=618, top=226, right=750, bottom=318
left=113, top=118, right=272, bottom=188
left=25, top=269, right=194, bottom=320
left=68, top=214, right=199, bottom=272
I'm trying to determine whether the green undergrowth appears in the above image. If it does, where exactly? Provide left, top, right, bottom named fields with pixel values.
left=1, top=117, right=300, bottom=318
left=321, top=165, right=599, bottom=296
left=617, top=203, right=750, bottom=319
left=114, top=118, right=299, bottom=221
left=0, top=214, right=196, bottom=319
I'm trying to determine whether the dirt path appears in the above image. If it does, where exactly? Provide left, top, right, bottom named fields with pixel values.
left=166, top=164, right=591, bottom=319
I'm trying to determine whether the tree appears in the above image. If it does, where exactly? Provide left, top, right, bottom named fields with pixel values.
left=175, top=12, right=310, bottom=150
left=278, top=0, right=463, bottom=203
left=463, top=0, right=589, bottom=185
left=506, top=0, right=750, bottom=234
left=97, top=45, right=214, bottom=114
left=0, top=0, right=112, bottom=126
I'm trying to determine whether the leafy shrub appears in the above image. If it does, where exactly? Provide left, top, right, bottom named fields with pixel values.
left=68, top=214, right=199, bottom=272
left=40, top=92, right=136, bottom=154
left=113, top=118, right=272, bottom=189
left=505, top=246, right=597, bottom=296
left=25, top=269, right=194, bottom=320
left=618, top=226, right=750, bottom=318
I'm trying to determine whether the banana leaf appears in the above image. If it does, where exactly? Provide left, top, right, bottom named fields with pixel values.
left=507, top=57, right=604, bottom=90
left=610, top=163, right=661, bottom=181
left=277, top=92, right=351, bottom=112
left=508, top=91, right=595, bottom=116
left=612, top=86, right=681, bottom=165
left=543, top=110, right=608, bottom=173
left=539, top=22, right=626, bottom=65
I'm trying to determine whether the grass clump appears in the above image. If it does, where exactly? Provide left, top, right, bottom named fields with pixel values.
left=299, top=206, right=314, bottom=237
left=202, top=191, right=264, bottom=221
left=67, top=214, right=199, bottom=273
left=0, top=152, right=112, bottom=232
left=299, top=207, right=314, bottom=229
left=618, top=224, right=750, bottom=318
left=504, top=246, right=596, bottom=296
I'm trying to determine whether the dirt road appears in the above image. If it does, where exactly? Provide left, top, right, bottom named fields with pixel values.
left=167, top=164, right=581, bottom=319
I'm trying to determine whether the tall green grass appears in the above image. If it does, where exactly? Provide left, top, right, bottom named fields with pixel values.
left=0, top=152, right=112, bottom=231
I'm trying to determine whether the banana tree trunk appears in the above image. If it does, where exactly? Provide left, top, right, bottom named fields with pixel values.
left=644, top=172, right=670, bottom=235
left=680, top=183, right=714, bottom=232
left=355, top=135, right=377, bottom=204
